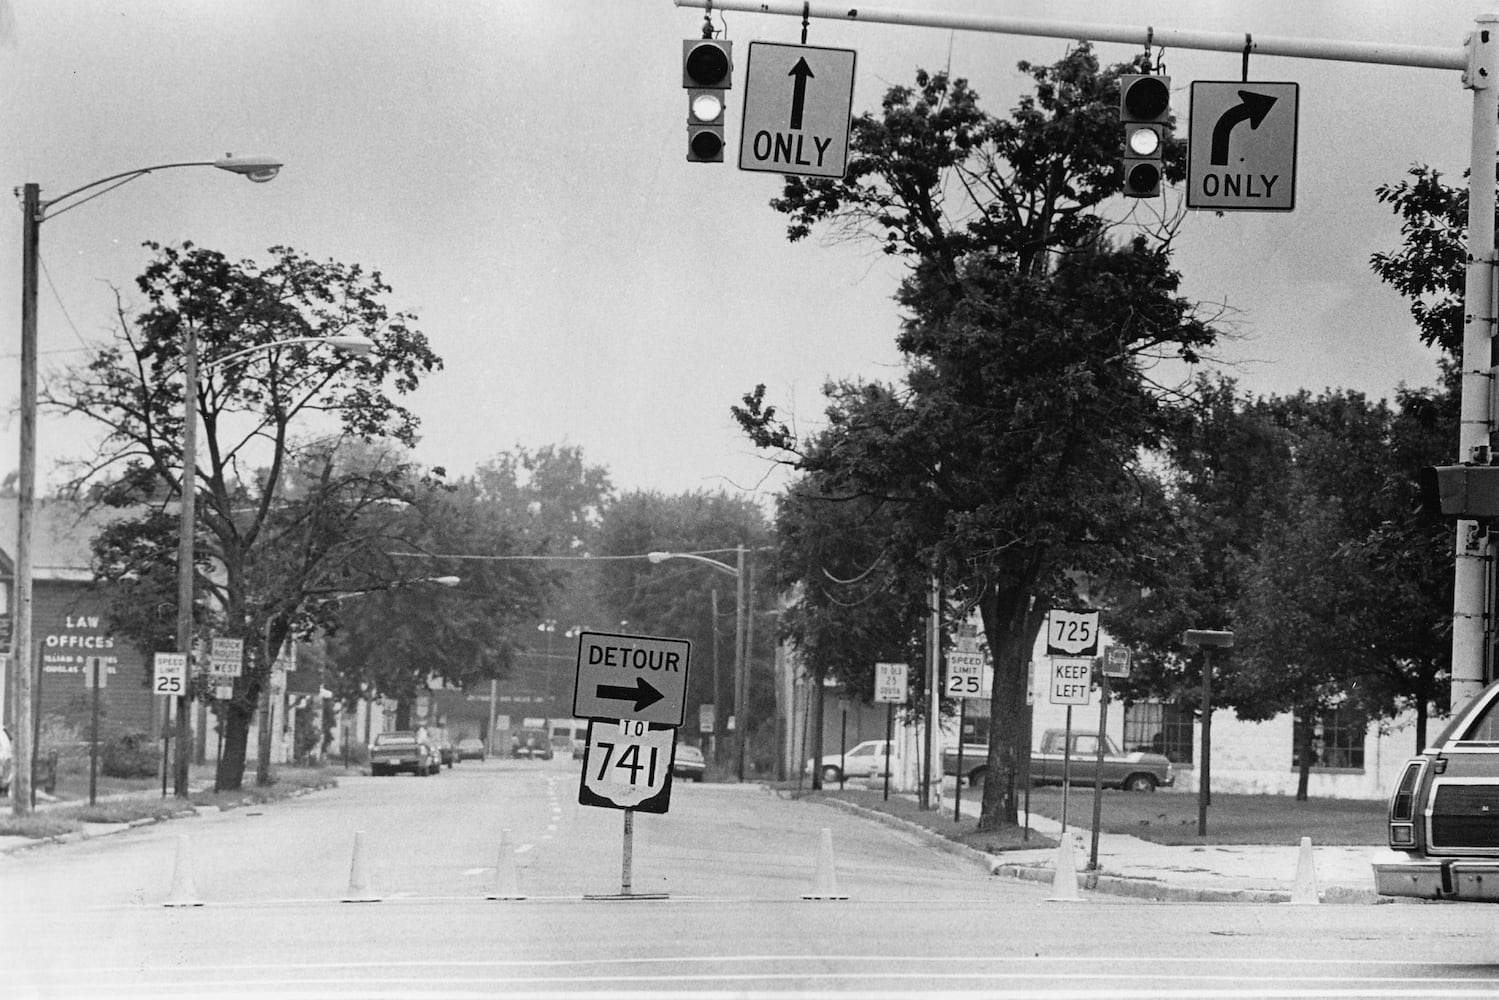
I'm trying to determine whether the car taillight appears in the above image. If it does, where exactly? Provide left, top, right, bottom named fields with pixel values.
left=1391, top=760, right=1424, bottom=822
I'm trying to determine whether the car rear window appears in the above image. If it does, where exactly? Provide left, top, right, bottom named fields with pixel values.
left=374, top=734, right=417, bottom=746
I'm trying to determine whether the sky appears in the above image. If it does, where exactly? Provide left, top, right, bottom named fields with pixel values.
left=0, top=0, right=1485, bottom=510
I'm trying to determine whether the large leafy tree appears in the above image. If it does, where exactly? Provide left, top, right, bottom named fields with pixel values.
left=51, top=242, right=440, bottom=790
left=595, top=490, right=774, bottom=772
left=736, top=50, right=1215, bottom=830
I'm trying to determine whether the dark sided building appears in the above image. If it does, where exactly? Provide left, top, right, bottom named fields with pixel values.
left=1, top=498, right=157, bottom=742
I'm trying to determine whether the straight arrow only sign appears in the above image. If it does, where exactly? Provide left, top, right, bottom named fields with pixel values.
left=740, top=42, right=856, bottom=179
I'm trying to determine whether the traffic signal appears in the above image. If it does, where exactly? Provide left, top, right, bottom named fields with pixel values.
left=1119, top=74, right=1171, bottom=198
left=1418, top=465, right=1499, bottom=519
left=683, top=38, right=732, bottom=163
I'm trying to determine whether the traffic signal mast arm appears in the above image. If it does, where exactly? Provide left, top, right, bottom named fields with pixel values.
left=673, top=1, right=1463, bottom=71
left=673, top=0, right=1499, bottom=712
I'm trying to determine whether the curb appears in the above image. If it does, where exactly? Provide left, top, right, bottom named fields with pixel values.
left=796, top=791, right=1388, bottom=905
left=0, top=779, right=339, bottom=855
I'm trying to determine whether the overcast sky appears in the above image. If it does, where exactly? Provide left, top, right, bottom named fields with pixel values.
left=0, top=1, right=1484, bottom=506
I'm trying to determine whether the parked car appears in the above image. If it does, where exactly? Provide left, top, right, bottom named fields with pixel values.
left=804, top=739, right=894, bottom=784
left=672, top=743, right=706, bottom=782
left=369, top=731, right=436, bottom=776
left=511, top=728, right=553, bottom=760
left=455, top=737, right=486, bottom=761
left=1377, top=675, right=1499, bottom=902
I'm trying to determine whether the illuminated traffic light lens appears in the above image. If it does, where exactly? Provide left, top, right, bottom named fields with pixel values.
left=685, top=44, right=730, bottom=87
left=690, top=92, right=724, bottom=123
left=1123, top=76, right=1170, bottom=119
left=1127, top=126, right=1161, bottom=156
left=690, top=130, right=724, bottom=159
left=1126, top=162, right=1161, bottom=193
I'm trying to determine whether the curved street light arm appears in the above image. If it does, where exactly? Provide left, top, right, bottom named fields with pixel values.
left=36, top=155, right=282, bottom=223
left=647, top=550, right=739, bottom=578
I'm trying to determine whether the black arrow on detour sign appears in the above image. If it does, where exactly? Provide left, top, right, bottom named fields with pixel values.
left=1210, top=90, right=1278, bottom=166
left=595, top=677, right=664, bottom=713
left=788, top=57, right=814, bottom=130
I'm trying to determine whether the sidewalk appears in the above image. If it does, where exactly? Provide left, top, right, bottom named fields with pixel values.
left=955, top=792, right=1402, bottom=903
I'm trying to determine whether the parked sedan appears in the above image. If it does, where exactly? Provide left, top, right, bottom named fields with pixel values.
left=671, top=743, right=706, bottom=782
left=455, top=737, right=486, bottom=761
left=369, top=731, right=436, bottom=776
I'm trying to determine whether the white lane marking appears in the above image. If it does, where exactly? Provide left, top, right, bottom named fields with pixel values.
left=514, top=843, right=535, bottom=854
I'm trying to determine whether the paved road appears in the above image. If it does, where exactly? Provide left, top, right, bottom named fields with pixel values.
left=6, top=758, right=1499, bottom=998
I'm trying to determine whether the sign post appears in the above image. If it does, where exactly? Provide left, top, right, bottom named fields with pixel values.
left=572, top=631, right=692, bottom=900
left=1182, top=629, right=1235, bottom=836
left=83, top=655, right=105, bottom=805
left=945, top=650, right=985, bottom=821
left=873, top=662, right=907, bottom=800
left=739, top=41, right=857, bottom=178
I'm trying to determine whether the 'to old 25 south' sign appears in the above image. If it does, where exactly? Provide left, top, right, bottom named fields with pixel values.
left=740, top=41, right=856, bottom=179
left=572, top=631, right=691, bottom=727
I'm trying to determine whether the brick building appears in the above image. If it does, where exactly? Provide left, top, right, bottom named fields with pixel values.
left=1, top=498, right=158, bottom=743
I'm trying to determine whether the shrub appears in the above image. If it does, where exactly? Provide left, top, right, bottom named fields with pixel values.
left=100, top=732, right=157, bottom=779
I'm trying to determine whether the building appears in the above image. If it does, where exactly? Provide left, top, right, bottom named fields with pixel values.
left=0, top=498, right=157, bottom=745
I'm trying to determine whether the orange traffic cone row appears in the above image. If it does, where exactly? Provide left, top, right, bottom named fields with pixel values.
left=486, top=828, right=525, bottom=901
left=802, top=827, right=849, bottom=900
left=1047, top=831, right=1081, bottom=902
left=163, top=835, right=203, bottom=908
left=1290, top=835, right=1321, bottom=904
left=342, top=830, right=381, bottom=903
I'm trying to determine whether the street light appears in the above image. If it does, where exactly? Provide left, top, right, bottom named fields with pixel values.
left=11, top=155, right=282, bottom=815
left=647, top=546, right=748, bottom=780
left=284, top=575, right=460, bottom=780
left=178, top=333, right=376, bottom=796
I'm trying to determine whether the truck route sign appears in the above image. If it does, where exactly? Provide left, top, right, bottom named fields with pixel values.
left=572, top=630, right=691, bottom=727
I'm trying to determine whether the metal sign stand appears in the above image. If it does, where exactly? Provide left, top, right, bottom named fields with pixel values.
left=584, top=808, right=669, bottom=901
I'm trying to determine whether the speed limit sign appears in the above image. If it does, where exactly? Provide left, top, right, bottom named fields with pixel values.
left=945, top=651, right=985, bottom=699
left=153, top=652, right=188, bottom=696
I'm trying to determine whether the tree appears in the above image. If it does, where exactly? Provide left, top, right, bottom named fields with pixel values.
left=736, top=50, right=1215, bottom=830
left=325, top=445, right=616, bottom=720
left=595, top=490, right=774, bottom=773
left=51, top=242, right=441, bottom=790
left=771, top=472, right=931, bottom=788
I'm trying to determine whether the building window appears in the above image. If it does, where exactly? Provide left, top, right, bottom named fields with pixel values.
left=1123, top=701, right=1194, bottom=764
left=1292, top=708, right=1366, bottom=770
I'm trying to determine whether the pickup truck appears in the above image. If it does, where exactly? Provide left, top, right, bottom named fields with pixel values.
left=1375, top=676, right=1499, bottom=902
left=943, top=729, right=1175, bottom=792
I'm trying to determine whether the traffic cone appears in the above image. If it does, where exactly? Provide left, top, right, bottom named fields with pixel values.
left=163, top=835, right=203, bottom=907
left=1047, top=830, right=1081, bottom=901
left=486, top=828, right=525, bottom=900
left=1290, top=835, right=1320, bottom=904
left=802, top=827, right=848, bottom=900
left=342, top=830, right=381, bottom=903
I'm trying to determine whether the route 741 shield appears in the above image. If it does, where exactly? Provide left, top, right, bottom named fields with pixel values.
left=578, top=720, right=675, bottom=814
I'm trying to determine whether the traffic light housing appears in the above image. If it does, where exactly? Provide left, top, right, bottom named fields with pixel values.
left=1418, top=465, right=1499, bottom=519
left=683, top=38, right=732, bottom=163
left=1119, top=74, right=1170, bottom=198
